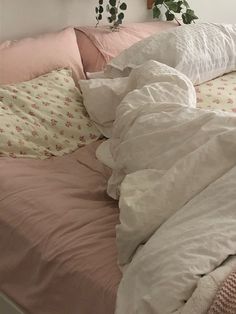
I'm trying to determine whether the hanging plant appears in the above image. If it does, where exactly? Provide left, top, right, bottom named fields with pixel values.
left=95, top=0, right=104, bottom=26
left=153, top=0, right=198, bottom=25
left=95, top=0, right=127, bottom=30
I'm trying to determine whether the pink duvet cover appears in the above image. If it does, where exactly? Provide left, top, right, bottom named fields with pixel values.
left=0, top=141, right=121, bottom=314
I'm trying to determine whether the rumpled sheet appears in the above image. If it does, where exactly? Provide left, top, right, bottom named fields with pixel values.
left=0, top=141, right=121, bottom=314
left=112, top=64, right=236, bottom=313
left=82, top=59, right=236, bottom=314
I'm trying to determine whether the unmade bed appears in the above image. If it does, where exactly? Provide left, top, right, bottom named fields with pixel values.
left=1, top=22, right=236, bottom=314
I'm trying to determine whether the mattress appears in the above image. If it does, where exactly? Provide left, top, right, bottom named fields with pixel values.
left=0, top=141, right=121, bottom=314
left=196, top=71, right=236, bottom=112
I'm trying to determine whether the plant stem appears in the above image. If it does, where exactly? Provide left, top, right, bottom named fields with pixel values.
left=113, top=0, right=121, bottom=29
left=163, top=2, right=182, bottom=26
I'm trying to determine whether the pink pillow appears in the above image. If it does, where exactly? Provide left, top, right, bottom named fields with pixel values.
left=75, top=22, right=178, bottom=74
left=0, top=40, right=12, bottom=50
left=0, top=28, right=85, bottom=85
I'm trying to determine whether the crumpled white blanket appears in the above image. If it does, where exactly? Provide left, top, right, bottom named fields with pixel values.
left=83, top=60, right=236, bottom=314
left=96, top=61, right=236, bottom=314
left=80, top=25, right=236, bottom=313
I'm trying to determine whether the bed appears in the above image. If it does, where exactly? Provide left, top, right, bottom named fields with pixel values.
left=1, top=22, right=236, bottom=314
left=0, top=21, right=175, bottom=314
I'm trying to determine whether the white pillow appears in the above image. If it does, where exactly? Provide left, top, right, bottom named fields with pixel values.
left=80, top=60, right=195, bottom=138
left=86, top=71, right=106, bottom=79
left=106, top=23, right=236, bottom=85
left=79, top=77, right=129, bottom=137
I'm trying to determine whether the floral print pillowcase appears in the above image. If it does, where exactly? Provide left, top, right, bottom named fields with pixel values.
left=196, top=71, right=236, bottom=113
left=0, top=68, right=101, bottom=158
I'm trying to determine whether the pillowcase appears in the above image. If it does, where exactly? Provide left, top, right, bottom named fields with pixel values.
left=0, top=28, right=85, bottom=85
left=106, top=23, right=236, bottom=85
left=0, top=40, right=11, bottom=49
left=80, top=76, right=129, bottom=137
left=0, top=68, right=100, bottom=158
left=75, top=22, right=177, bottom=74
left=196, top=71, right=236, bottom=113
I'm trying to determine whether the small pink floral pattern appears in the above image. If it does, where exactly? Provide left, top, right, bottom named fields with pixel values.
left=196, top=71, right=236, bottom=113
left=0, top=69, right=100, bottom=159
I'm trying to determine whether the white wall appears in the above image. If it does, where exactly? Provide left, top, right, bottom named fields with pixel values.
left=0, top=0, right=235, bottom=42
left=0, top=0, right=150, bottom=42
left=189, top=0, right=236, bottom=24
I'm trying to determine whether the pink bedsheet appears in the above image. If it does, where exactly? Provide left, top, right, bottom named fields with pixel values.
left=0, top=141, right=121, bottom=314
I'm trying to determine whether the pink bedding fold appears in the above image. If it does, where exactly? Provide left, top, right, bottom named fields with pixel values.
left=208, top=271, right=236, bottom=314
left=0, top=141, right=121, bottom=314
left=76, top=22, right=177, bottom=62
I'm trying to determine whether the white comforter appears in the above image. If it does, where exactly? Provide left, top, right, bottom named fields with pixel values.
left=80, top=23, right=236, bottom=314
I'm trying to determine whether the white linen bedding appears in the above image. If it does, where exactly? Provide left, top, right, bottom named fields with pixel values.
left=80, top=23, right=236, bottom=314
left=106, top=23, right=236, bottom=85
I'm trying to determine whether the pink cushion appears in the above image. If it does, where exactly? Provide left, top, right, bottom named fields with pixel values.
left=0, top=40, right=12, bottom=50
left=0, top=28, right=85, bottom=85
left=75, top=22, right=178, bottom=74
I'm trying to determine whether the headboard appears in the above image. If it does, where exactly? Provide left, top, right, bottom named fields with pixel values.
left=0, top=0, right=152, bottom=42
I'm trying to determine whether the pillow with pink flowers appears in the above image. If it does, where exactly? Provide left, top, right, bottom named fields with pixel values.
left=75, top=21, right=178, bottom=75
left=0, top=28, right=85, bottom=85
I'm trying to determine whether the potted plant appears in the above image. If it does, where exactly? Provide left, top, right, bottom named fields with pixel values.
left=152, top=0, right=198, bottom=25
left=95, top=0, right=127, bottom=30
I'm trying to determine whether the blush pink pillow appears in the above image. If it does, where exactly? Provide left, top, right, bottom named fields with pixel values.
left=0, top=28, right=85, bottom=85
left=75, top=22, right=178, bottom=74
left=0, top=40, right=12, bottom=50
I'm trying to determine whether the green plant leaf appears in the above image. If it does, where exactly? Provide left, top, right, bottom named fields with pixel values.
left=182, top=9, right=198, bottom=24
left=109, top=0, right=116, bottom=7
left=182, top=8, right=198, bottom=23
left=95, top=7, right=99, bottom=13
left=109, top=7, right=117, bottom=15
left=152, top=0, right=197, bottom=25
left=182, top=13, right=189, bottom=24
left=99, top=0, right=103, bottom=4
left=164, top=0, right=182, bottom=13
left=176, top=1, right=183, bottom=13
left=155, top=0, right=164, bottom=5
left=165, top=1, right=178, bottom=12
left=120, top=2, right=127, bottom=10
left=182, top=0, right=190, bottom=8
left=118, top=12, right=125, bottom=20
left=111, top=14, right=117, bottom=21
left=186, top=8, right=198, bottom=19
left=99, top=5, right=103, bottom=13
left=106, top=4, right=110, bottom=12
left=98, top=13, right=103, bottom=20
left=153, top=5, right=161, bottom=18
left=165, top=10, right=175, bottom=20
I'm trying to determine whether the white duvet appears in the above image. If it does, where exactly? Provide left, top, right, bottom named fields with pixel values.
left=80, top=23, right=236, bottom=314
